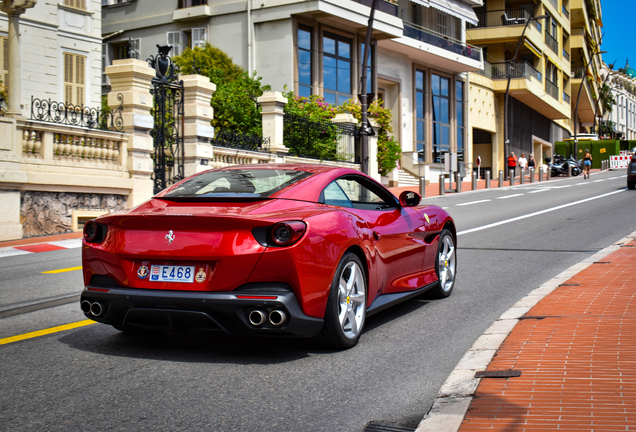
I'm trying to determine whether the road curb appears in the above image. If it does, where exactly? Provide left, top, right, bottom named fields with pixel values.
left=415, top=227, right=636, bottom=432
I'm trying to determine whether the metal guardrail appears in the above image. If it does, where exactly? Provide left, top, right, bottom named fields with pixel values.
left=403, top=21, right=481, bottom=62
left=545, top=78, right=559, bottom=100
left=30, top=94, right=124, bottom=132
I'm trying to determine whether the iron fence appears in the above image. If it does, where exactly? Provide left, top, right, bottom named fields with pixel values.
left=30, top=94, right=124, bottom=132
left=211, top=130, right=270, bottom=152
left=284, top=114, right=358, bottom=162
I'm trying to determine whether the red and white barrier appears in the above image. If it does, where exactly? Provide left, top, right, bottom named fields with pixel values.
left=610, top=155, right=630, bottom=169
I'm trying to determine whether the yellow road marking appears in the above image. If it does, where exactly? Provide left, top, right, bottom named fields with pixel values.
left=0, top=320, right=95, bottom=346
left=42, top=266, right=82, bottom=274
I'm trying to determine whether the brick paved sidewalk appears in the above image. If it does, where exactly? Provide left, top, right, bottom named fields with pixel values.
left=458, top=238, right=636, bottom=431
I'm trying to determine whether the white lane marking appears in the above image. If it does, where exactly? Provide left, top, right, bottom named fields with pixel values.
left=48, top=239, right=82, bottom=249
left=0, top=248, right=31, bottom=258
left=551, top=185, right=572, bottom=188
left=457, top=189, right=626, bottom=236
left=442, top=207, right=450, bottom=210
left=592, top=179, right=605, bottom=182
left=528, top=188, right=550, bottom=193
left=456, top=199, right=491, bottom=206
left=496, top=194, right=524, bottom=200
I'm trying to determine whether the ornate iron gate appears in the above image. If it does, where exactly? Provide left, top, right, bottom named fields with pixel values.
left=147, top=46, right=184, bottom=194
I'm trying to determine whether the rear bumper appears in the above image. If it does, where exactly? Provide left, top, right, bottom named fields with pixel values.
left=80, top=285, right=323, bottom=338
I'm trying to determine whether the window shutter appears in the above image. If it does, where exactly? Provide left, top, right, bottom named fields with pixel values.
left=167, top=32, right=182, bottom=56
left=192, top=28, right=207, bottom=48
left=64, top=53, right=86, bottom=105
left=1, top=37, right=8, bottom=86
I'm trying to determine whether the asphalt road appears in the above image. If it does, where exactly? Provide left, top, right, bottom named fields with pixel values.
left=1, top=170, right=634, bottom=432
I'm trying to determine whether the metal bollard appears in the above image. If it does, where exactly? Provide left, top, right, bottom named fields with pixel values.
left=567, top=164, right=572, bottom=177
left=537, top=167, right=542, bottom=182
left=509, top=169, right=515, bottom=186
left=498, top=171, right=504, bottom=188
left=485, top=170, right=491, bottom=188
left=439, top=174, right=445, bottom=196
left=529, top=167, right=534, bottom=183
left=419, top=176, right=426, bottom=198
left=455, top=172, right=462, bottom=193
left=472, top=170, right=477, bottom=190
left=520, top=168, right=525, bottom=185
left=547, top=166, right=551, bottom=181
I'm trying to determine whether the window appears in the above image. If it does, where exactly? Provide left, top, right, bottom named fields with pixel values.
left=167, top=31, right=183, bottom=56
left=178, top=0, right=207, bottom=8
left=64, top=0, right=86, bottom=9
left=415, top=69, right=426, bottom=162
left=322, top=176, right=396, bottom=210
left=456, top=81, right=465, bottom=162
left=297, top=26, right=312, bottom=98
left=64, top=53, right=86, bottom=106
left=113, top=39, right=139, bottom=60
left=323, top=33, right=352, bottom=106
left=101, top=43, right=109, bottom=86
left=191, top=28, right=207, bottom=48
left=431, top=74, right=450, bottom=163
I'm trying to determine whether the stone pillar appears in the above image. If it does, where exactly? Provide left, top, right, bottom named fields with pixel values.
left=1, top=0, right=37, bottom=118
left=105, top=59, right=155, bottom=207
left=330, top=113, right=358, bottom=163
left=367, top=120, right=381, bottom=182
left=181, top=74, right=215, bottom=177
left=258, top=91, right=288, bottom=161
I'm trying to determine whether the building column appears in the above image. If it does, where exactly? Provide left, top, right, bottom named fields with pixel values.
left=181, top=74, right=216, bottom=177
left=105, top=59, right=155, bottom=207
left=1, top=1, right=36, bottom=118
left=258, top=91, right=289, bottom=161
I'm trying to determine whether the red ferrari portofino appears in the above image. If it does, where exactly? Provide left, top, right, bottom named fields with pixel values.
left=80, top=164, right=456, bottom=349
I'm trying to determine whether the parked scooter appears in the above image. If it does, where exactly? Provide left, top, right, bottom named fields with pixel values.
left=544, top=154, right=581, bottom=177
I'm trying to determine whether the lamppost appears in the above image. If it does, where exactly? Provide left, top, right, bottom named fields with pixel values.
left=572, top=48, right=607, bottom=156
left=358, top=0, right=378, bottom=175
left=504, top=14, right=546, bottom=179
left=592, top=60, right=616, bottom=136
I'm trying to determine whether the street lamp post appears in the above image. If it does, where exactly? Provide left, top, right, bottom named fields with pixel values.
left=572, top=49, right=607, bottom=156
left=504, top=14, right=546, bottom=179
left=358, top=0, right=378, bottom=175
left=592, top=60, right=616, bottom=136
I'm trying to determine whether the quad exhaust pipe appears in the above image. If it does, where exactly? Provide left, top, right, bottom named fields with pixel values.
left=81, top=300, right=105, bottom=317
left=248, top=309, right=287, bottom=327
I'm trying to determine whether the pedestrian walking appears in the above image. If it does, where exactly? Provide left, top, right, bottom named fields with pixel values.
left=507, top=152, right=517, bottom=178
left=518, top=153, right=527, bottom=179
left=528, top=153, right=536, bottom=181
left=582, top=149, right=592, bottom=179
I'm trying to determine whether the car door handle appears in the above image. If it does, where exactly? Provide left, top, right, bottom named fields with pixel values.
left=373, top=231, right=381, bottom=241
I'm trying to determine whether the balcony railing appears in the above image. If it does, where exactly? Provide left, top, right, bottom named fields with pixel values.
left=564, top=92, right=571, bottom=104
left=572, top=27, right=585, bottom=36
left=563, top=48, right=570, bottom=61
left=549, top=0, right=558, bottom=10
left=469, top=9, right=538, bottom=29
left=545, top=32, right=558, bottom=54
left=545, top=78, right=558, bottom=100
left=403, top=21, right=481, bottom=62
left=476, top=60, right=542, bottom=82
left=350, top=0, right=398, bottom=16
left=572, top=66, right=585, bottom=79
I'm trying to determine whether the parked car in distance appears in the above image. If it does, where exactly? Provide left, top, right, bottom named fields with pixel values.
left=628, top=150, right=636, bottom=190
left=80, top=164, right=457, bottom=349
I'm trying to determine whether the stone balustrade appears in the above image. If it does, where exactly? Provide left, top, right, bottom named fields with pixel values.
left=210, top=146, right=276, bottom=169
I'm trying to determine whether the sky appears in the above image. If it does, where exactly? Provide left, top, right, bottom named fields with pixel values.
left=598, top=0, right=636, bottom=70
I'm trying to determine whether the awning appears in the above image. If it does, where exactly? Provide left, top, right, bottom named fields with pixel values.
left=427, top=0, right=479, bottom=26
left=408, top=0, right=430, bottom=5
left=524, top=39, right=542, bottom=58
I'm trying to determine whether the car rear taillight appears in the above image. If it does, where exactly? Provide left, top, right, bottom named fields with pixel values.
left=269, top=221, right=306, bottom=247
left=83, top=220, right=107, bottom=243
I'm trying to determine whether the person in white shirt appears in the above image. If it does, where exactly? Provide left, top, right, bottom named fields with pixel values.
left=517, top=153, right=528, bottom=178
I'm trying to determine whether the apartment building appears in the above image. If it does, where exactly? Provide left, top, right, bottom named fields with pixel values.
left=466, top=0, right=603, bottom=174
left=598, top=61, right=636, bottom=140
left=0, top=0, right=103, bottom=116
left=102, top=0, right=484, bottom=181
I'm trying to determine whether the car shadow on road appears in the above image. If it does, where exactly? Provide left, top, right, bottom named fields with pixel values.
left=59, top=296, right=433, bottom=364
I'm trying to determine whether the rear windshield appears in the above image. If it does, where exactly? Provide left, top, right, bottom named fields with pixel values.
left=162, top=169, right=313, bottom=199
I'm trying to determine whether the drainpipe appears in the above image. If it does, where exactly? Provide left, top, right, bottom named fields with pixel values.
left=247, top=0, right=252, bottom=73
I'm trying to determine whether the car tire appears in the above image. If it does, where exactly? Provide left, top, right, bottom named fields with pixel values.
left=628, top=179, right=636, bottom=190
left=318, top=252, right=367, bottom=350
left=428, top=229, right=457, bottom=299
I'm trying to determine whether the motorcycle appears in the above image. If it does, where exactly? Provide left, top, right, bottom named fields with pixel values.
left=544, top=154, right=581, bottom=177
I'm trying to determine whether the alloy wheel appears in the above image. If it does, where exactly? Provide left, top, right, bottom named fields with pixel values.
left=337, top=261, right=366, bottom=339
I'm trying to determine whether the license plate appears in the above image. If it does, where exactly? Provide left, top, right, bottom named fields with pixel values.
left=149, top=265, right=195, bottom=283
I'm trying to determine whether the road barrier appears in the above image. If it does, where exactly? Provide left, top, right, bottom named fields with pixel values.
left=610, top=155, right=630, bottom=170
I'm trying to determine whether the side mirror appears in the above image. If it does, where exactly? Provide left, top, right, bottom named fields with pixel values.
left=399, top=190, right=421, bottom=207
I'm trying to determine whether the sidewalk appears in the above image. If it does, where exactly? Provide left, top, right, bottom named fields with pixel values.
left=418, top=230, right=636, bottom=431
left=390, top=169, right=601, bottom=198
left=0, top=232, right=82, bottom=257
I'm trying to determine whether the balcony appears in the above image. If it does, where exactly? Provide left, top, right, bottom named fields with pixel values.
left=402, top=21, right=481, bottom=62
left=475, top=60, right=542, bottom=82
left=563, top=48, right=570, bottom=61
left=469, top=9, right=537, bottom=29
left=545, top=32, right=558, bottom=54
left=549, top=0, right=558, bottom=10
left=562, top=5, right=570, bottom=19
left=545, top=78, right=558, bottom=100
left=350, top=0, right=398, bottom=17
left=564, top=92, right=571, bottom=104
